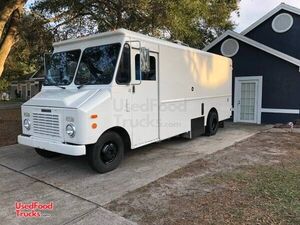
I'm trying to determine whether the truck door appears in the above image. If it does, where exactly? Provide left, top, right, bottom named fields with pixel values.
left=131, top=50, right=159, bottom=147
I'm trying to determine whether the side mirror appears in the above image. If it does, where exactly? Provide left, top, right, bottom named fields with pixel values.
left=140, top=47, right=150, bottom=73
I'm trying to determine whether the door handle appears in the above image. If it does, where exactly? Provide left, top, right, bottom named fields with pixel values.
left=237, top=100, right=241, bottom=105
left=132, top=85, right=135, bottom=93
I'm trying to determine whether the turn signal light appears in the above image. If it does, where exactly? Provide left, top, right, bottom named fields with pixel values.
left=92, top=123, right=97, bottom=129
left=91, top=114, right=98, bottom=119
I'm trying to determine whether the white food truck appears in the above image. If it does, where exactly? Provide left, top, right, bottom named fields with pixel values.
left=18, top=29, right=232, bottom=173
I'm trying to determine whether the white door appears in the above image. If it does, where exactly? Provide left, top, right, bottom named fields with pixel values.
left=131, top=50, right=159, bottom=147
left=234, top=76, right=262, bottom=124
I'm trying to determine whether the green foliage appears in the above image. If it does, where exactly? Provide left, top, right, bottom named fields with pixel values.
left=0, top=78, right=10, bottom=92
left=3, top=11, right=54, bottom=81
left=32, top=0, right=239, bottom=49
left=3, top=0, right=238, bottom=81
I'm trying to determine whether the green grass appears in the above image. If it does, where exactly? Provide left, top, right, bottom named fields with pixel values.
left=246, top=164, right=300, bottom=224
left=203, top=160, right=300, bottom=224
left=219, top=162, right=300, bottom=224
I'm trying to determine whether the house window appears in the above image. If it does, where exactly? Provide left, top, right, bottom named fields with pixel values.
left=221, top=38, right=239, bottom=57
left=272, top=13, right=294, bottom=33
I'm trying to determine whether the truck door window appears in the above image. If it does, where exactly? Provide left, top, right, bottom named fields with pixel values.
left=75, top=43, right=121, bottom=85
left=135, top=54, right=156, bottom=81
left=116, top=43, right=131, bottom=84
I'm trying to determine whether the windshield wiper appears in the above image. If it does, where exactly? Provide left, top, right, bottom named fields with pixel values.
left=77, top=84, right=85, bottom=89
left=55, top=85, right=66, bottom=89
left=77, top=81, right=90, bottom=89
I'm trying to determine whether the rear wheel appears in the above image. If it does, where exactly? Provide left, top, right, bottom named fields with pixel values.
left=87, top=131, right=124, bottom=173
left=205, top=110, right=219, bottom=136
left=35, top=148, right=61, bottom=158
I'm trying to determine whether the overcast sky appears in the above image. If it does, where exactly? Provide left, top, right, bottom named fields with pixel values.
left=233, top=0, right=300, bottom=32
left=26, top=0, right=300, bottom=33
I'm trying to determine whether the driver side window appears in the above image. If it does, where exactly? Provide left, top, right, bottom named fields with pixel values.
left=116, top=43, right=131, bottom=84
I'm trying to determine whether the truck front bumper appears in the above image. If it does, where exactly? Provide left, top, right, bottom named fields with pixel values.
left=18, top=135, right=86, bottom=156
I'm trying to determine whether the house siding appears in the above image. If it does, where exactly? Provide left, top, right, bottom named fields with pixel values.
left=245, top=9, right=300, bottom=59
left=261, top=112, right=299, bottom=124
left=209, top=37, right=300, bottom=124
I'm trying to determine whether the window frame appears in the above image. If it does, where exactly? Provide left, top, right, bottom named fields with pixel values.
left=116, top=43, right=131, bottom=85
left=135, top=54, right=157, bottom=81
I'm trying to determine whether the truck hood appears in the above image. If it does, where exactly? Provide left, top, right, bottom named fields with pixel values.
left=24, top=88, right=102, bottom=108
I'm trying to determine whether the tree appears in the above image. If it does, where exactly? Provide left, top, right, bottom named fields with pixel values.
left=0, top=79, right=9, bottom=92
left=32, top=0, right=239, bottom=48
left=0, top=0, right=27, bottom=77
left=3, top=12, right=54, bottom=81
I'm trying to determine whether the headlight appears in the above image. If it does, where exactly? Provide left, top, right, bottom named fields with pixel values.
left=23, top=119, right=31, bottom=130
left=66, top=124, right=76, bottom=137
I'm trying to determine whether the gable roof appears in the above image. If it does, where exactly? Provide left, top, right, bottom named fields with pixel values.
left=202, top=30, right=300, bottom=68
left=241, top=3, right=300, bottom=35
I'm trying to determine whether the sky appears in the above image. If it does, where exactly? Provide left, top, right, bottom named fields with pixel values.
left=25, top=0, right=300, bottom=33
left=233, top=0, right=300, bottom=32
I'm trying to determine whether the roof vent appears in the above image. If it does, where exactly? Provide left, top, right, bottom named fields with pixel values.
left=173, top=40, right=189, bottom=47
left=272, top=13, right=294, bottom=33
left=221, top=38, right=239, bottom=57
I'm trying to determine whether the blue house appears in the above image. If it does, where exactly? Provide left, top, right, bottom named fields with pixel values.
left=204, top=3, right=300, bottom=124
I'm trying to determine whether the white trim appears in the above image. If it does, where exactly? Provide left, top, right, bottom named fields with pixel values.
left=221, top=38, right=239, bottom=57
left=241, top=3, right=300, bottom=35
left=234, top=76, right=263, bottom=124
left=272, top=13, right=294, bottom=33
left=203, top=31, right=230, bottom=51
left=161, top=94, right=231, bottom=104
left=261, top=108, right=300, bottom=114
left=203, top=31, right=300, bottom=68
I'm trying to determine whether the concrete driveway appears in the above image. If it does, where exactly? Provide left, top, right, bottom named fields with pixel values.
left=0, top=122, right=270, bottom=225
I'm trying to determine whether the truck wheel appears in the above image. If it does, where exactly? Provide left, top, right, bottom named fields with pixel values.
left=87, top=131, right=124, bottom=173
left=205, top=110, right=219, bottom=136
left=35, top=148, right=61, bottom=158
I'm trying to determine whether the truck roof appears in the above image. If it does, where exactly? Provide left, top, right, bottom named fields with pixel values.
left=52, top=28, right=213, bottom=57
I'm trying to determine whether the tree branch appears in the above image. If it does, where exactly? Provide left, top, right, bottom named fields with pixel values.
left=0, top=0, right=26, bottom=39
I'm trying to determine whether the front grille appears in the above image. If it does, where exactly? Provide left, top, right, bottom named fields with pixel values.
left=33, top=113, right=61, bottom=138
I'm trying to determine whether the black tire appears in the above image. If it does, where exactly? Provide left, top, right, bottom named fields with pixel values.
left=205, top=110, right=219, bottom=136
left=35, top=148, right=61, bottom=158
left=87, top=131, right=124, bottom=173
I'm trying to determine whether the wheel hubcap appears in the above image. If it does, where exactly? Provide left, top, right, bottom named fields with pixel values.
left=101, top=142, right=118, bottom=164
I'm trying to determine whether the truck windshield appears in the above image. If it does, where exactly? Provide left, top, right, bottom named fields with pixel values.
left=75, top=43, right=121, bottom=85
left=44, top=50, right=81, bottom=86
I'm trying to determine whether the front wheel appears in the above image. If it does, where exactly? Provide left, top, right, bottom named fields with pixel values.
left=87, top=131, right=124, bottom=173
left=35, top=148, right=61, bottom=158
left=205, top=110, right=219, bottom=136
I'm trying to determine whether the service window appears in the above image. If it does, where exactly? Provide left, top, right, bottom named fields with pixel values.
left=135, top=54, right=156, bottom=81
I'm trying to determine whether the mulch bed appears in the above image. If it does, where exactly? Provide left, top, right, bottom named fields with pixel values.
left=0, top=107, right=22, bottom=147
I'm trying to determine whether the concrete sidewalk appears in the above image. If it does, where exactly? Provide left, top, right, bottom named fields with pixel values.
left=0, top=122, right=270, bottom=225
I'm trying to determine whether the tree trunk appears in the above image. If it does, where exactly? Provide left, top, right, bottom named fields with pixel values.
left=0, top=0, right=25, bottom=38
left=0, top=10, right=20, bottom=77
left=0, top=0, right=26, bottom=77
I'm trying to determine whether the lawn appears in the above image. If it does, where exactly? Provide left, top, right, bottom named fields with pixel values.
left=106, top=131, right=300, bottom=225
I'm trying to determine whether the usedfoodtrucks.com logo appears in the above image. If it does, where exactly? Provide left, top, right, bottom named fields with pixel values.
left=15, top=201, right=54, bottom=218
